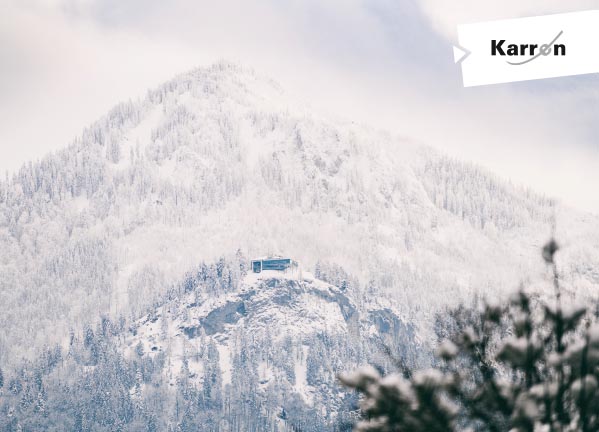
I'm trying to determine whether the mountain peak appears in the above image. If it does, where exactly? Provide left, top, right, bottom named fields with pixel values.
left=151, top=61, right=289, bottom=112
left=1, top=62, right=597, bottom=370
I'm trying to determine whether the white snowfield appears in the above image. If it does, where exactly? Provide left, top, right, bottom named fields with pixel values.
left=0, top=61, right=598, bottom=367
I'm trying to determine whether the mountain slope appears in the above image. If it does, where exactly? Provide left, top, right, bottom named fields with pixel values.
left=0, top=257, right=421, bottom=431
left=1, top=62, right=598, bottom=367
left=119, top=266, right=419, bottom=430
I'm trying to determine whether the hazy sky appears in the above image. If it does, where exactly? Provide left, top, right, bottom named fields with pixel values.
left=1, top=0, right=598, bottom=213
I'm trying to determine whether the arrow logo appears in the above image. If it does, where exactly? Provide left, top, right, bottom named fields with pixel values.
left=453, top=45, right=471, bottom=65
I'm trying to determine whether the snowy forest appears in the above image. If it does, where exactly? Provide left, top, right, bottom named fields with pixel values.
left=0, top=254, right=422, bottom=431
left=1, top=63, right=599, bottom=430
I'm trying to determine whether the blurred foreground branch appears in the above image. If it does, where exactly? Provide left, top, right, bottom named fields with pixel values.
left=341, top=239, right=599, bottom=432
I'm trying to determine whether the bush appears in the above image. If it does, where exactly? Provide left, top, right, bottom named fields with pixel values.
left=341, top=239, right=599, bottom=432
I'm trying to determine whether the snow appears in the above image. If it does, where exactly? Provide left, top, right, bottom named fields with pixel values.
left=294, top=345, right=312, bottom=404
left=112, top=104, right=164, bottom=171
left=70, top=195, right=90, bottom=212
left=258, top=361, right=274, bottom=386
left=217, top=342, right=232, bottom=386
left=2, top=62, right=599, bottom=371
left=121, top=269, right=359, bottom=399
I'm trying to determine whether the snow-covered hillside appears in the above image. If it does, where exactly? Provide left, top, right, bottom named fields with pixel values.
left=0, top=256, right=422, bottom=431
left=119, top=267, right=419, bottom=429
left=1, top=62, right=598, bottom=368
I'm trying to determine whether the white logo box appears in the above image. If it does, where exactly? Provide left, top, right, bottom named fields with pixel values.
left=455, top=10, right=599, bottom=87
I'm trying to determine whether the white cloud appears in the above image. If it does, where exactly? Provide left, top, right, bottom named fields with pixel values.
left=0, top=0, right=598, bottom=214
left=418, top=0, right=599, bottom=39
left=0, top=1, right=200, bottom=170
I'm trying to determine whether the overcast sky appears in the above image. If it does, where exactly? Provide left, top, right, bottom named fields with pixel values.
left=1, top=0, right=598, bottom=213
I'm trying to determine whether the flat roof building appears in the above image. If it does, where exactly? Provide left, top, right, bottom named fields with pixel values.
left=251, top=257, right=298, bottom=273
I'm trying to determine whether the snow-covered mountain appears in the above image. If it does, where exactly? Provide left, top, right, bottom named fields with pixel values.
left=1, top=61, right=598, bottom=371
left=0, top=255, right=422, bottom=431
left=118, top=266, right=419, bottom=430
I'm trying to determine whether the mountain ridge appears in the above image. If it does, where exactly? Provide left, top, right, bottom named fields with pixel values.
left=0, top=61, right=598, bottom=369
